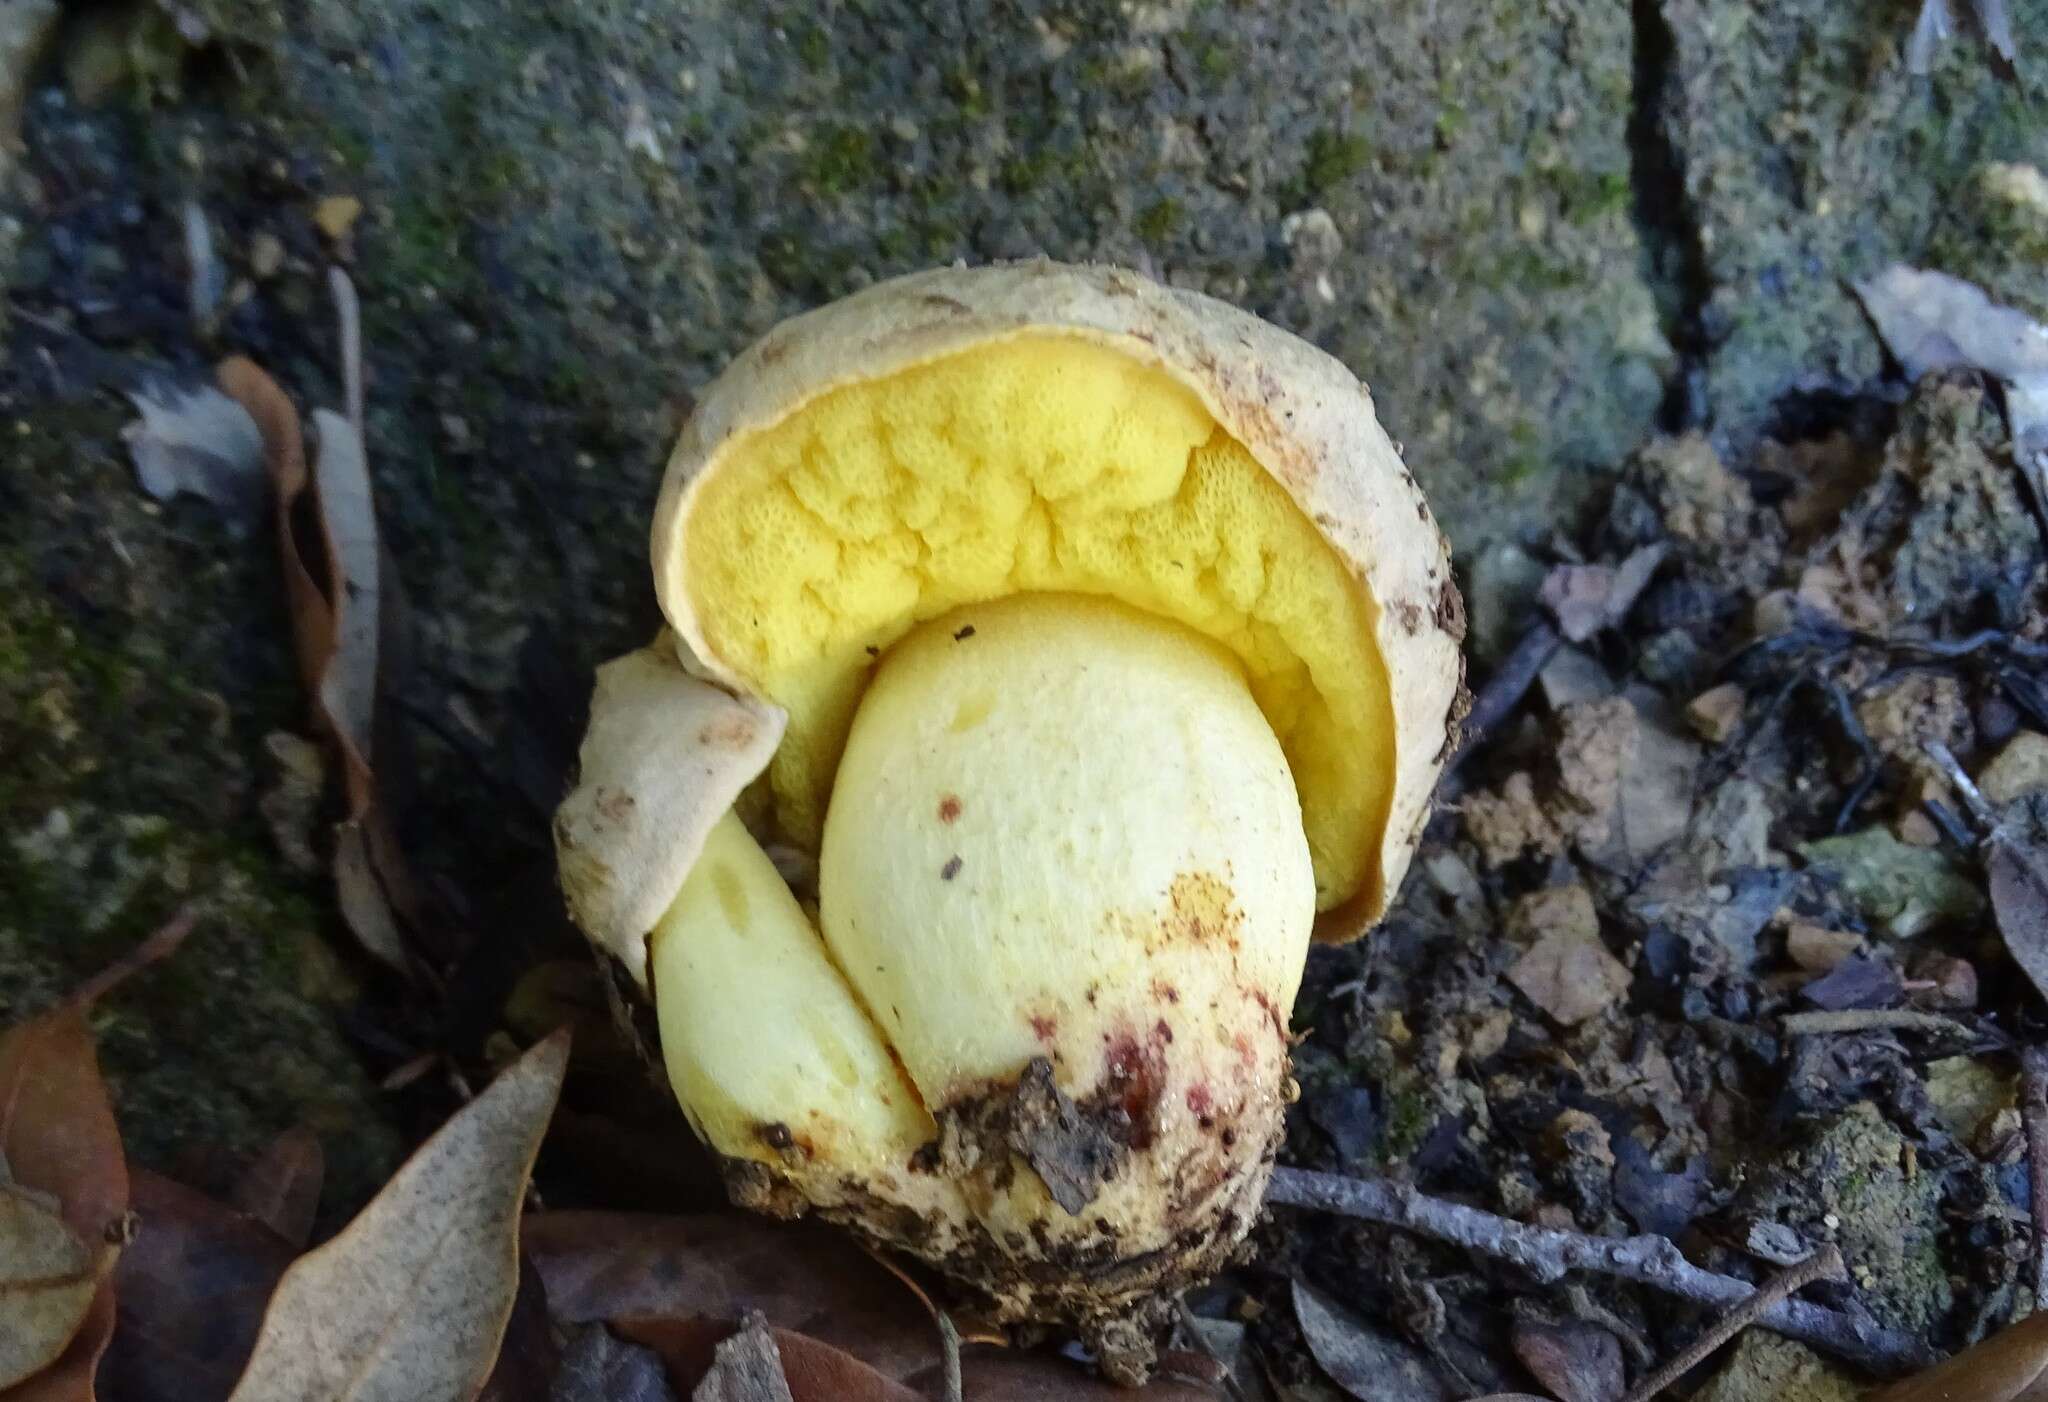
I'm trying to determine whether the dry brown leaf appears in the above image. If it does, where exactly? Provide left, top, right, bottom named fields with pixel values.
left=228, top=1127, right=324, bottom=1250
left=0, top=910, right=194, bottom=1401
left=617, top=1317, right=913, bottom=1402
left=1865, top=1308, right=2048, bottom=1400
left=1291, top=1280, right=1449, bottom=1401
left=226, top=1032, right=569, bottom=1402
left=530, top=1211, right=1218, bottom=1399
left=0, top=1183, right=102, bottom=1389
left=104, top=1169, right=296, bottom=1402
left=476, top=1253, right=558, bottom=1402
left=525, top=1211, right=937, bottom=1384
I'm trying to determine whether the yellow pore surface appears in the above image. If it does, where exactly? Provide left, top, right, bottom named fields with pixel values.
left=684, top=335, right=1392, bottom=911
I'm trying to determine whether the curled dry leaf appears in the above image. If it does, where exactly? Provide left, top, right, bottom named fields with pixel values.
left=226, top=1032, right=569, bottom=1402
left=215, top=356, right=424, bottom=976
left=1292, top=1279, right=1450, bottom=1402
left=1865, top=1308, right=2048, bottom=1401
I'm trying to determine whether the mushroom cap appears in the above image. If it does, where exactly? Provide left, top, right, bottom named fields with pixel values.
left=650, top=260, right=1464, bottom=944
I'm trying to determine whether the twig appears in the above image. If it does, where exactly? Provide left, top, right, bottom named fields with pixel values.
left=1922, top=796, right=1978, bottom=852
left=1922, top=740, right=1997, bottom=831
left=1618, top=1245, right=1845, bottom=1402
left=65, top=905, right=199, bottom=1011
left=1450, top=619, right=1562, bottom=768
left=1780, top=1008, right=1973, bottom=1038
left=2023, top=1047, right=2048, bottom=1310
left=1265, top=1166, right=1931, bottom=1372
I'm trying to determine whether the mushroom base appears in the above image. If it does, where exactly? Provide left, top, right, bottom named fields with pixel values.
left=711, top=1053, right=1284, bottom=1386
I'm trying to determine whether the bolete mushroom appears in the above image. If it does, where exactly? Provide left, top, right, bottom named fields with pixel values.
left=555, top=261, right=1464, bottom=1381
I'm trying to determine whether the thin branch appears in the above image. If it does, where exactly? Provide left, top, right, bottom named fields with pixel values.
left=65, top=905, right=198, bottom=1011
left=2024, top=1047, right=2048, bottom=1310
left=1922, top=740, right=1998, bottom=831
left=1780, top=1008, right=1974, bottom=1038
left=1450, top=620, right=1562, bottom=768
left=1265, top=1166, right=1931, bottom=1373
left=1618, top=1245, right=1845, bottom=1402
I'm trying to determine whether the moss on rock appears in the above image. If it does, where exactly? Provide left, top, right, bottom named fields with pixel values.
left=0, top=395, right=400, bottom=1209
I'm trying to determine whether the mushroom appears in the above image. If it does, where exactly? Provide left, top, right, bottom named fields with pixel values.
left=555, top=261, right=1465, bottom=1381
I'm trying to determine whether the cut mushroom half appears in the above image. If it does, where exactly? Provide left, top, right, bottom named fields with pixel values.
left=554, top=260, right=1465, bottom=1382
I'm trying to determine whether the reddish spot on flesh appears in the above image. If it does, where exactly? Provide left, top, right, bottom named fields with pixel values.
left=1251, top=989, right=1287, bottom=1039
left=1030, top=1013, right=1057, bottom=1042
left=937, top=794, right=962, bottom=823
left=1155, top=1019, right=1174, bottom=1045
left=1104, top=1033, right=1166, bottom=1150
left=1151, top=979, right=1180, bottom=1005
left=1186, top=1085, right=1213, bottom=1118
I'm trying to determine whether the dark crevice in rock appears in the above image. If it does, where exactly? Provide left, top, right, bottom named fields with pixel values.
left=1627, top=0, right=1714, bottom=432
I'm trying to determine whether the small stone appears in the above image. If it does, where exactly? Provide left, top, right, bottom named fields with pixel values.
left=1279, top=207, right=1342, bottom=272
left=1856, top=673, right=1972, bottom=782
left=1506, top=883, right=1600, bottom=946
left=1908, top=952, right=1977, bottom=1010
left=1542, top=1108, right=1614, bottom=1167
left=1798, top=827, right=1985, bottom=938
left=1979, top=732, right=2048, bottom=806
left=1685, top=682, right=1745, bottom=743
left=1508, top=929, right=1631, bottom=1026
left=313, top=194, right=364, bottom=240
left=1924, top=1056, right=2014, bottom=1144
left=1784, top=923, right=1861, bottom=973
left=1894, top=809, right=1941, bottom=848
left=248, top=231, right=285, bottom=280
